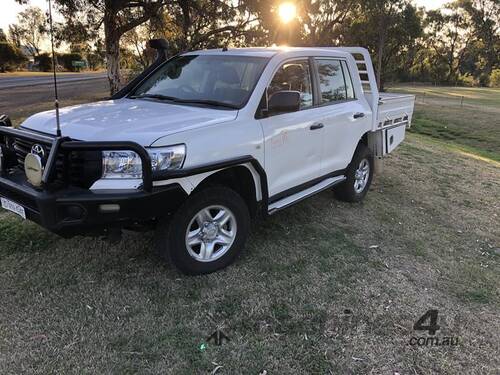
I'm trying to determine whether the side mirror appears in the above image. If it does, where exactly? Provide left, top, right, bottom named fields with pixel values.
left=267, top=91, right=301, bottom=115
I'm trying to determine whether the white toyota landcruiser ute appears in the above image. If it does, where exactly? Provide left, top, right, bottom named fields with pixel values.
left=0, top=44, right=414, bottom=274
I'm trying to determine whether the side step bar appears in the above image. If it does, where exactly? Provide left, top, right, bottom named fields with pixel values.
left=268, top=175, right=346, bottom=214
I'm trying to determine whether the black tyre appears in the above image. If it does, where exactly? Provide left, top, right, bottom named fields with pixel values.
left=155, top=186, right=250, bottom=275
left=334, top=143, right=374, bottom=202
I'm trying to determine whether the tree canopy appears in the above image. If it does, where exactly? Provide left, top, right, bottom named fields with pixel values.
left=0, top=32, right=28, bottom=72
left=12, top=6, right=47, bottom=58
left=9, top=0, right=500, bottom=90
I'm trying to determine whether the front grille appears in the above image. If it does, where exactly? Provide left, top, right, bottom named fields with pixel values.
left=11, top=137, right=102, bottom=189
left=13, top=137, right=44, bottom=166
left=67, top=150, right=102, bottom=188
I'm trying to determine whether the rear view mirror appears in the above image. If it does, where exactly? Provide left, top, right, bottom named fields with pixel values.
left=268, top=91, right=301, bottom=115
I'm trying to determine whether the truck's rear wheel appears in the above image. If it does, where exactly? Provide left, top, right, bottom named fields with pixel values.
left=334, top=143, right=373, bottom=202
left=155, top=186, right=250, bottom=275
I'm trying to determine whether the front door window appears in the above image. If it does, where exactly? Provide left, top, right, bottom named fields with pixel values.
left=267, top=60, right=313, bottom=111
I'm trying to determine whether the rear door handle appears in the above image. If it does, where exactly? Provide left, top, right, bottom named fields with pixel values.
left=353, top=112, right=365, bottom=119
left=310, top=123, right=324, bottom=130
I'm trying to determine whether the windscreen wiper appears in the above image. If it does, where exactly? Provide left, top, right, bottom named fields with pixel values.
left=131, top=94, right=239, bottom=109
left=130, top=93, right=180, bottom=101
left=172, top=99, right=240, bottom=109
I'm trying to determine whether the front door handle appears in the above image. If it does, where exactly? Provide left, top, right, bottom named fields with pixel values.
left=353, top=112, right=365, bottom=119
left=310, top=123, right=324, bottom=130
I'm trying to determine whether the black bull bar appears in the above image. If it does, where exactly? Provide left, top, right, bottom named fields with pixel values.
left=0, top=126, right=153, bottom=192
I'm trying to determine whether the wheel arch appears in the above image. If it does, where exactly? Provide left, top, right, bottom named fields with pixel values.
left=345, top=131, right=372, bottom=166
left=188, top=163, right=266, bottom=218
left=359, top=131, right=370, bottom=148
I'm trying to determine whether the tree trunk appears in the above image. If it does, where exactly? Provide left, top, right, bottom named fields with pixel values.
left=376, top=31, right=385, bottom=91
left=374, top=9, right=389, bottom=92
left=104, top=9, right=121, bottom=95
left=106, top=37, right=121, bottom=95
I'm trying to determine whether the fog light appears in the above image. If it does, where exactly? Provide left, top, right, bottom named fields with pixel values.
left=99, top=204, right=120, bottom=213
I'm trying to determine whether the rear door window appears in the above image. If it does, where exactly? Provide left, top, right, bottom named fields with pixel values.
left=316, top=59, right=355, bottom=104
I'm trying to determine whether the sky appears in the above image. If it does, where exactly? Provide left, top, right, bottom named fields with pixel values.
left=0, top=0, right=451, bottom=34
left=1, top=0, right=49, bottom=32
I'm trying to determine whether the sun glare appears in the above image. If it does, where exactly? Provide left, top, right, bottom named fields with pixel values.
left=278, top=2, right=297, bottom=24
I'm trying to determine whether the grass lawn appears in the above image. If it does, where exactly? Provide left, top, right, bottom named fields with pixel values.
left=0, top=87, right=499, bottom=374
left=388, top=84, right=500, bottom=108
left=388, top=85, right=500, bottom=162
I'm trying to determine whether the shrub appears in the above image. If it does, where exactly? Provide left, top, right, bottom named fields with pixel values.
left=0, top=42, right=27, bottom=72
left=86, top=52, right=105, bottom=70
left=35, top=53, right=53, bottom=72
left=490, top=69, right=500, bottom=88
left=458, top=73, right=476, bottom=87
left=478, top=73, right=490, bottom=87
left=58, top=53, right=85, bottom=72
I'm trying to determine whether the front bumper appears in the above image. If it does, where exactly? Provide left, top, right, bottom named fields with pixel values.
left=0, top=124, right=189, bottom=237
left=0, top=170, right=187, bottom=237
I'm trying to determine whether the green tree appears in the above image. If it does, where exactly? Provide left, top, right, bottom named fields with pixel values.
left=459, top=39, right=483, bottom=77
left=121, top=1, right=260, bottom=69
left=0, top=41, right=28, bottom=72
left=58, top=52, right=84, bottom=71
left=341, top=0, right=422, bottom=89
left=86, top=39, right=106, bottom=70
left=166, top=0, right=259, bottom=52
left=490, top=69, right=500, bottom=87
left=35, top=52, right=53, bottom=72
left=240, top=0, right=359, bottom=46
left=122, top=18, right=168, bottom=70
left=457, top=0, right=499, bottom=78
left=10, top=6, right=47, bottom=58
left=423, top=5, right=472, bottom=84
left=48, top=0, right=171, bottom=94
left=8, top=24, right=23, bottom=48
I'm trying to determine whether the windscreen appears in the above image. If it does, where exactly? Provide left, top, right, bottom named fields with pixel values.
left=132, top=55, right=269, bottom=109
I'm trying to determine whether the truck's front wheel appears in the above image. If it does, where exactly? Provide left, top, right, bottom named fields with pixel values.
left=155, top=186, right=250, bottom=275
left=334, top=143, right=374, bottom=202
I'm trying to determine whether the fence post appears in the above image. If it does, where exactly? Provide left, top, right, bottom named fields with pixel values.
left=460, top=96, right=464, bottom=108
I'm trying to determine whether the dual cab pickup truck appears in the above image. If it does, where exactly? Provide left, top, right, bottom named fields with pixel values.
left=0, top=46, right=414, bottom=274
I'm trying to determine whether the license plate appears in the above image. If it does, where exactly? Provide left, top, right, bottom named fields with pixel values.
left=1, top=197, right=26, bottom=219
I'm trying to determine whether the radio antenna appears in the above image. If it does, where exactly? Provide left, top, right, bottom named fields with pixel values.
left=48, top=0, right=62, bottom=137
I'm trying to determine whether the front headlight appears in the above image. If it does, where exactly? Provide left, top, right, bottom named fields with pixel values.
left=148, top=144, right=186, bottom=172
left=102, top=150, right=142, bottom=179
left=101, top=145, right=186, bottom=179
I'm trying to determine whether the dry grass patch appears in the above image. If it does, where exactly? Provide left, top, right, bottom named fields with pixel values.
left=1, top=84, right=499, bottom=373
left=0, top=133, right=498, bottom=374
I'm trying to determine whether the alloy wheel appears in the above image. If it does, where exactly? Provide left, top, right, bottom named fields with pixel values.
left=185, top=205, right=237, bottom=263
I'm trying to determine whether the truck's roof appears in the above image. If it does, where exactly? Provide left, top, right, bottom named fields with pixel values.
left=184, top=47, right=349, bottom=58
